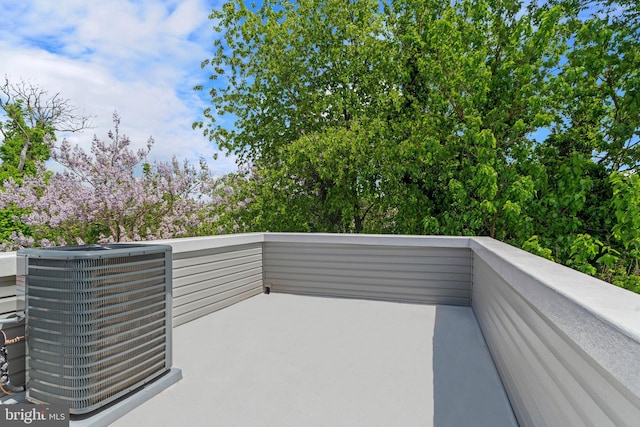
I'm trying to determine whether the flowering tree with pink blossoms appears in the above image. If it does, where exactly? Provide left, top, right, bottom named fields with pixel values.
left=0, top=113, right=222, bottom=250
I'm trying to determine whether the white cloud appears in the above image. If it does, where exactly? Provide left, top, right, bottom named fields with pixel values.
left=0, top=0, right=235, bottom=177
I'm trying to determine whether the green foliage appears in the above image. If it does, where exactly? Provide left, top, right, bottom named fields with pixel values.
left=197, top=0, right=640, bottom=293
left=610, top=172, right=640, bottom=254
left=246, top=121, right=392, bottom=233
left=197, top=0, right=392, bottom=164
left=0, top=207, right=31, bottom=242
left=0, top=101, right=53, bottom=183
left=522, top=235, right=554, bottom=261
left=567, top=234, right=600, bottom=275
left=608, top=172, right=640, bottom=286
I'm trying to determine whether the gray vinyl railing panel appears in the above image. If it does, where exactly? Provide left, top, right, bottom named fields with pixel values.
left=0, top=275, right=17, bottom=317
left=169, top=242, right=263, bottom=326
left=264, top=240, right=472, bottom=305
left=1, top=232, right=639, bottom=424
left=471, top=238, right=640, bottom=427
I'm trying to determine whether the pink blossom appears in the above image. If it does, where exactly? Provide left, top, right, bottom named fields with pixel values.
left=0, top=112, right=233, bottom=248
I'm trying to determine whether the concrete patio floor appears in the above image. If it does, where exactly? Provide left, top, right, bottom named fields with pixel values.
left=111, top=293, right=517, bottom=427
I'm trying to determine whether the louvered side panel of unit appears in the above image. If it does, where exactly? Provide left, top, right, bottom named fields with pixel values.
left=25, top=250, right=171, bottom=415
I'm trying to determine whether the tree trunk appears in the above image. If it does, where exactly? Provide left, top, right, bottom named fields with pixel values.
left=17, top=138, right=30, bottom=173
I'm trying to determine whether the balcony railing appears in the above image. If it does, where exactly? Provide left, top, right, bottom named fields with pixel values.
left=1, top=233, right=639, bottom=426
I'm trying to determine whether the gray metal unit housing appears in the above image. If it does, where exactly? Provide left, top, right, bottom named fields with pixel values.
left=16, top=244, right=173, bottom=415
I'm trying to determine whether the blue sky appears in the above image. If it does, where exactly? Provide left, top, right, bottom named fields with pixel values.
left=0, top=0, right=237, bottom=176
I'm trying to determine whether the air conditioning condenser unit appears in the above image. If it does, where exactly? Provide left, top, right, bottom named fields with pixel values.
left=16, top=244, right=174, bottom=415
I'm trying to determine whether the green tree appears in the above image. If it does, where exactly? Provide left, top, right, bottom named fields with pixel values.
left=386, top=0, right=564, bottom=240
left=245, top=121, right=393, bottom=233
left=199, top=0, right=566, bottom=237
left=528, top=0, right=640, bottom=279
left=197, top=0, right=401, bottom=231
left=196, top=0, right=393, bottom=162
left=198, top=0, right=640, bottom=293
left=0, top=77, right=91, bottom=183
left=0, top=101, right=53, bottom=182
